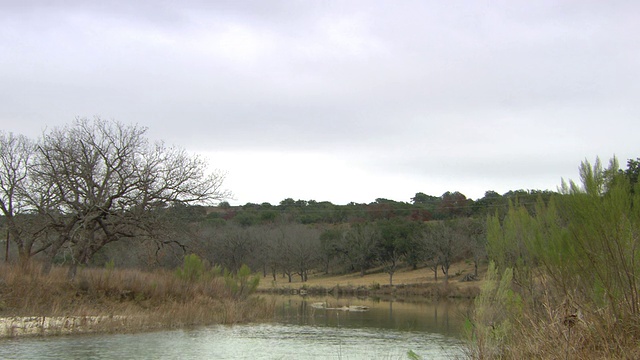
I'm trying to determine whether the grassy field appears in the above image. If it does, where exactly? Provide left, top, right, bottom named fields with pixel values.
left=260, top=260, right=486, bottom=299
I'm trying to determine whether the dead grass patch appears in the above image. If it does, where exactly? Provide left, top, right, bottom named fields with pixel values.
left=0, top=263, right=274, bottom=337
left=259, top=260, right=484, bottom=300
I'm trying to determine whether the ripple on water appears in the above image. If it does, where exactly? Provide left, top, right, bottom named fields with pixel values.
left=0, top=322, right=464, bottom=359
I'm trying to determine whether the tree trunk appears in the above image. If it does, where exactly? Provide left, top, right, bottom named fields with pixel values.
left=18, top=250, right=31, bottom=270
left=41, top=236, right=67, bottom=275
left=5, top=229, right=9, bottom=263
left=67, top=262, right=79, bottom=281
left=442, top=264, right=449, bottom=284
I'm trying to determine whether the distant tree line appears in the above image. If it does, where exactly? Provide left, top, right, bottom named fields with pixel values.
left=83, top=186, right=560, bottom=285
left=92, top=158, right=636, bottom=286
left=205, top=188, right=556, bottom=227
left=3, top=120, right=637, bottom=288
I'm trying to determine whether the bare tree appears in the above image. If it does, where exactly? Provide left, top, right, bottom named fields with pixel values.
left=420, top=224, right=441, bottom=282
left=284, top=224, right=320, bottom=282
left=0, top=131, right=55, bottom=265
left=423, top=220, right=472, bottom=284
left=205, top=224, right=256, bottom=274
left=459, top=217, right=485, bottom=278
left=256, top=223, right=320, bottom=283
left=343, top=223, right=379, bottom=277
left=28, top=118, right=230, bottom=278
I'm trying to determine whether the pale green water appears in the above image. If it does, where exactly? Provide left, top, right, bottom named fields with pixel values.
left=0, top=297, right=468, bottom=359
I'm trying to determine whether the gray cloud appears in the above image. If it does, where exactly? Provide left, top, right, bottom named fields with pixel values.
left=1, top=1, right=639, bottom=203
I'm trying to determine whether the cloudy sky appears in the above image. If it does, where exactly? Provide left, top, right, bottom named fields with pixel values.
left=1, top=1, right=638, bottom=205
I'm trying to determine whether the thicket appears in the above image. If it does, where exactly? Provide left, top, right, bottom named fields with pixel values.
left=468, top=157, right=640, bottom=359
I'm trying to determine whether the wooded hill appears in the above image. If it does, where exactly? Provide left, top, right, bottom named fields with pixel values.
left=85, top=157, right=640, bottom=287
left=1, top=119, right=638, bottom=291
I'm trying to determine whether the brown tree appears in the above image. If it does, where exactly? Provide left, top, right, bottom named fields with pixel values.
left=26, top=118, right=230, bottom=278
left=0, top=131, right=51, bottom=264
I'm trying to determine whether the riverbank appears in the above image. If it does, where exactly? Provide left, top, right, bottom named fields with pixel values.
left=0, top=264, right=274, bottom=338
left=0, top=299, right=468, bottom=359
left=0, top=315, right=130, bottom=337
left=258, top=260, right=485, bottom=299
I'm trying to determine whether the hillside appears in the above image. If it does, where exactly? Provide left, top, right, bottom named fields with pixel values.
left=260, top=259, right=486, bottom=298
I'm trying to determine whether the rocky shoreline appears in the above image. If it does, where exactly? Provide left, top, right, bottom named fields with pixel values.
left=0, top=315, right=130, bottom=337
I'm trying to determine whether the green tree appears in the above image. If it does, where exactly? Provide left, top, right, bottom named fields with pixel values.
left=437, top=191, right=471, bottom=219
left=621, top=157, right=640, bottom=191
left=556, top=157, right=640, bottom=317
left=480, top=156, right=640, bottom=357
left=471, top=190, right=506, bottom=218
left=376, top=218, right=418, bottom=285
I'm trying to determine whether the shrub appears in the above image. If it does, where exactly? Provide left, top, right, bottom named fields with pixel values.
left=470, top=157, right=640, bottom=358
left=175, top=254, right=210, bottom=282
left=466, top=261, right=521, bottom=358
left=224, top=264, right=259, bottom=299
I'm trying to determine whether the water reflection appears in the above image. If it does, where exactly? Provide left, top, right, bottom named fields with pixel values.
left=274, top=295, right=468, bottom=337
left=0, top=297, right=469, bottom=359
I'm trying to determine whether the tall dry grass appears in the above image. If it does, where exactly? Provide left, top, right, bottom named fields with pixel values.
left=468, top=160, right=640, bottom=359
left=0, top=263, right=275, bottom=335
left=466, top=265, right=640, bottom=360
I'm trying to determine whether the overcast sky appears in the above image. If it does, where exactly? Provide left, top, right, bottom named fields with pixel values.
left=1, top=1, right=639, bottom=205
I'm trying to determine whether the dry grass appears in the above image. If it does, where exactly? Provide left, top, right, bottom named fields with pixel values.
left=0, top=263, right=275, bottom=336
left=465, top=271, right=640, bottom=360
left=260, top=260, right=485, bottom=299
left=472, top=301, right=640, bottom=359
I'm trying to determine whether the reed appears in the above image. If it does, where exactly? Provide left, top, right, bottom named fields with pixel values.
left=0, top=263, right=275, bottom=336
left=465, top=265, right=640, bottom=359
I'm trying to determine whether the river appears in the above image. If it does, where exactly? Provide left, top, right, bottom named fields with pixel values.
left=0, top=296, right=469, bottom=359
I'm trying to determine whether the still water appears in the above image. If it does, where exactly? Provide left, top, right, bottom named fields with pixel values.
left=0, top=297, right=468, bottom=359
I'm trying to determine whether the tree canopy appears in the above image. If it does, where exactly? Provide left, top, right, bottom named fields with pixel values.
left=0, top=118, right=230, bottom=278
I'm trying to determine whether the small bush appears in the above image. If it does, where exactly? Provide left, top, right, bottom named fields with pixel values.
left=466, top=261, right=522, bottom=359
left=175, top=254, right=210, bottom=282
left=224, top=264, right=260, bottom=299
left=104, top=259, right=115, bottom=272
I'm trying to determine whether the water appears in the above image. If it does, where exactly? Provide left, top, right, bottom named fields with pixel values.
left=0, top=297, right=468, bottom=359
